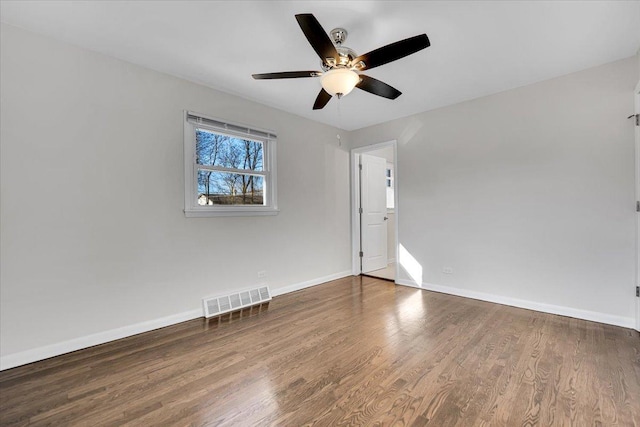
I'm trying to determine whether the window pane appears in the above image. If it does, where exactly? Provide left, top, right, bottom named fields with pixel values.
left=197, top=170, right=265, bottom=205
left=196, top=128, right=263, bottom=171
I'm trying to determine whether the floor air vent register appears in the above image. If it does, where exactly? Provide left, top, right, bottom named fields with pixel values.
left=203, top=286, right=272, bottom=318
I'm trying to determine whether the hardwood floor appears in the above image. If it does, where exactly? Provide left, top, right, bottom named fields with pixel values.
left=1, top=276, right=639, bottom=426
left=364, top=262, right=396, bottom=281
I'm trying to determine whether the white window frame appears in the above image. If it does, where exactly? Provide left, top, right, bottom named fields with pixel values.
left=183, top=111, right=278, bottom=217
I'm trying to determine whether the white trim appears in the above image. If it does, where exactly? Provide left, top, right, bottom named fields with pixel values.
left=395, top=279, right=422, bottom=289
left=271, top=270, right=352, bottom=297
left=185, top=208, right=279, bottom=217
left=387, top=258, right=396, bottom=264
left=634, top=79, right=640, bottom=331
left=0, top=309, right=202, bottom=371
left=0, top=270, right=352, bottom=371
left=351, top=152, right=362, bottom=275
left=351, top=141, right=399, bottom=277
left=395, top=279, right=634, bottom=329
left=197, top=164, right=268, bottom=177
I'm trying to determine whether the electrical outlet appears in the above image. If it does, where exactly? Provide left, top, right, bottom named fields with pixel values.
left=442, top=266, right=453, bottom=275
left=257, top=270, right=267, bottom=279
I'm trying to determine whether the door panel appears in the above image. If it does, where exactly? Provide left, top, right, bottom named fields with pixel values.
left=361, top=154, right=388, bottom=273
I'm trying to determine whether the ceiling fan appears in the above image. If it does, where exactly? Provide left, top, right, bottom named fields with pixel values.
left=252, top=14, right=430, bottom=110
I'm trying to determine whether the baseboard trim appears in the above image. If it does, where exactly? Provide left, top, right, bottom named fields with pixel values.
left=395, top=278, right=421, bottom=289
left=8, top=272, right=627, bottom=371
left=395, top=279, right=634, bottom=329
left=0, top=308, right=203, bottom=371
left=0, top=270, right=353, bottom=371
left=271, top=270, right=352, bottom=297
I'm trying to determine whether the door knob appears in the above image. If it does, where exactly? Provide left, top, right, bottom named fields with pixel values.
left=383, top=216, right=388, bottom=221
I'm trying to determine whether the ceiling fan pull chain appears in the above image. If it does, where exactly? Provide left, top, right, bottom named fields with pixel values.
left=337, top=96, right=342, bottom=132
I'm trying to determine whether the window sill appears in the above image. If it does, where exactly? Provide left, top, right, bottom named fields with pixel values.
left=184, top=208, right=279, bottom=218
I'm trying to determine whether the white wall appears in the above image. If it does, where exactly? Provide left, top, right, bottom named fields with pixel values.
left=367, top=146, right=394, bottom=163
left=349, top=57, right=638, bottom=326
left=0, top=24, right=351, bottom=366
left=637, top=47, right=640, bottom=80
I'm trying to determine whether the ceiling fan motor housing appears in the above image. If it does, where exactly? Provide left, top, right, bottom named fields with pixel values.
left=320, top=28, right=358, bottom=70
left=322, top=46, right=358, bottom=70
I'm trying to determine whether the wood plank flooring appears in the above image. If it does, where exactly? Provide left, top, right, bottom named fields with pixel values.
left=1, top=276, right=639, bottom=426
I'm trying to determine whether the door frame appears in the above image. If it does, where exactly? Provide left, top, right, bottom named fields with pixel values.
left=635, top=80, right=640, bottom=332
left=351, top=140, right=399, bottom=279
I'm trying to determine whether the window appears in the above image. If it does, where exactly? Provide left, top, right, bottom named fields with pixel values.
left=386, top=163, right=395, bottom=210
left=184, top=112, right=278, bottom=217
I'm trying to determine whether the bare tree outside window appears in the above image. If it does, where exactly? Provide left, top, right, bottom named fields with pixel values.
left=196, top=131, right=224, bottom=200
left=196, top=129, right=264, bottom=205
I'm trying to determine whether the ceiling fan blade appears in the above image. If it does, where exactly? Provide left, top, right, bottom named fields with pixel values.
left=295, top=14, right=339, bottom=64
left=313, top=88, right=332, bottom=110
left=252, top=71, right=322, bottom=80
left=352, top=34, right=430, bottom=71
left=356, top=75, right=402, bottom=99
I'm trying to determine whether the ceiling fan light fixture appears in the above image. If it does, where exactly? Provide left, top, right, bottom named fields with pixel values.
left=253, top=14, right=430, bottom=110
left=320, top=68, right=359, bottom=97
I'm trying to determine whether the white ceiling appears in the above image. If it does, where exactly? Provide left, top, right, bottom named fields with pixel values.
left=2, top=1, right=639, bottom=131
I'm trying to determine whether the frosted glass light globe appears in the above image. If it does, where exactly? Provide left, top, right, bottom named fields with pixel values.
left=320, top=68, right=359, bottom=96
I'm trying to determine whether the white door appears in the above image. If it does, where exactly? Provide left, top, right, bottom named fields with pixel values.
left=635, top=83, right=640, bottom=332
left=361, top=154, right=388, bottom=273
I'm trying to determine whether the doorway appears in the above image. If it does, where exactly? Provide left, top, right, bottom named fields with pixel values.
left=351, top=141, right=398, bottom=282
